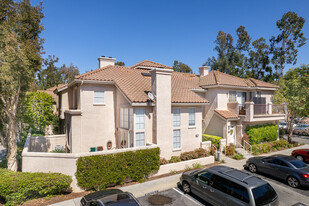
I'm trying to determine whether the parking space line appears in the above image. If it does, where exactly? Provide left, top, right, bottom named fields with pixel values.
left=172, top=188, right=204, bottom=206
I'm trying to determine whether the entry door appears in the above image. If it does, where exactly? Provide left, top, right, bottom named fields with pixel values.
left=228, top=126, right=235, bottom=144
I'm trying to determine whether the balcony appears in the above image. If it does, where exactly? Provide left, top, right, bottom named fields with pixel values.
left=227, top=102, right=287, bottom=122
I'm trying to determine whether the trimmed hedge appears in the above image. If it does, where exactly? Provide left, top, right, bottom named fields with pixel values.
left=76, top=148, right=160, bottom=189
left=202, top=134, right=222, bottom=148
left=245, top=124, right=278, bottom=145
left=0, top=169, right=72, bottom=205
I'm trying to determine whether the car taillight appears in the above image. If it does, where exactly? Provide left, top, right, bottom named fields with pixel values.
left=303, top=174, right=309, bottom=178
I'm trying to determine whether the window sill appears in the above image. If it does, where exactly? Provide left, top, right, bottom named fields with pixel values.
left=93, top=103, right=106, bottom=106
left=173, top=148, right=182, bottom=152
left=188, top=126, right=196, bottom=129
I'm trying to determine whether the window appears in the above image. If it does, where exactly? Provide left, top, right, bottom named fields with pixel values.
left=135, top=132, right=145, bottom=147
left=173, top=129, right=181, bottom=149
left=173, top=108, right=181, bottom=127
left=197, top=172, right=213, bottom=185
left=229, top=181, right=250, bottom=203
left=252, top=183, right=277, bottom=206
left=94, top=91, right=105, bottom=104
left=212, top=174, right=231, bottom=194
left=120, top=108, right=130, bottom=129
left=256, top=91, right=261, bottom=97
left=229, top=91, right=237, bottom=102
left=189, top=108, right=195, bottom=126
left=135, top=108, right=145, bottom=130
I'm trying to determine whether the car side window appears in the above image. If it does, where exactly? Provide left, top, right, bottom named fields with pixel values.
left=263, top=157, right=275, bottom=164
left=197, top=172, right=213, bottom=185
left=90, top=202, right=99, bottom=206
left=229, top=181, right=250, bottom=203
left=273, top=159, right=289, bottom=167
left=211, top=174, right=231, bottom=194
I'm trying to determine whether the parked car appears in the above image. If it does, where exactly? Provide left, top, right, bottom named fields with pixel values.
left=292, top=149, right=309, bottom=163
left=279, top=122, right=287, bottom=129
left=80, top=189, right=141, bottom=206
left=246, top=155, right=309, bottom=188
left=180, top=165, right=278, bottom=206
left=294, top=124, right=309, bottom=130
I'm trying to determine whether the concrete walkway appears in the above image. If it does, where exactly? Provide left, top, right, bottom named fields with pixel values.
left=50, top=144, right=309, bottom=206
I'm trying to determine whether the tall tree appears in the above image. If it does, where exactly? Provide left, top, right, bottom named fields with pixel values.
left=59, top=63, right=80, bottom=84
left=173, top=60, right=193, bottom=73
left=270, top=11, right=307, bottom=78
left=274, top=65, right=309, bottom=143
left=0, top=0, right=44, bottom=171
left=37, top=55, right=61, bottom=89
left=206, top=26, right=251, bottom=77
left=248, top=38, right=274, bottom=81
left=115, top=61, right=125, bottom=66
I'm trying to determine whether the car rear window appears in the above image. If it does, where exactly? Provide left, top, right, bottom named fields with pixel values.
left=252, top=183, right=277, bottom=206
left=290, top=160, right=308, bottom=168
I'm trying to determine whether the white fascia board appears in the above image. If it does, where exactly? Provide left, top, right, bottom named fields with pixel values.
left=171, top=102, right=209, bottom=106
left=201, top=85, right=277, bottom=91
left=191, top=89, right=207, bottom=93
left=131, top=102, right=155, bottom=106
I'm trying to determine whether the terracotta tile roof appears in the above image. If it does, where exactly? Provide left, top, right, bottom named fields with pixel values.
left=200, top=70, right=278, bottom=89
left=75, top=62, right=208, bottom=104
left=215, top=110, right=239, bottom=119
left=130, top=60, right=172, bottom=69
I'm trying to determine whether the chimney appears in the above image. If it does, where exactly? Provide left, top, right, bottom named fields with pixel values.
left=98, top=56, right=116, bottom=68
left=150, top=68, right=173, bottom=159
left=199, top=66, right=210, bottom=77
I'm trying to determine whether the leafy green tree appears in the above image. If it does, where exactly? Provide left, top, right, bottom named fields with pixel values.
left=270, top=11, right=307, bottom=78
left=59, top=63, right=80, bottom=84
left=173, top=60, right=193, bottom=73
left=206, top=26, right=251, bottom=77
left=24, top=92, right=54, bottom=131
left=37, top=55, right=61, bottom=90
left=248, top=38, right=274, bottom=81
left=274, top=65, right=309, bottom=142
left=0, top=0, right=44, bottom=171
left=115, top=61, right=125, bottom=66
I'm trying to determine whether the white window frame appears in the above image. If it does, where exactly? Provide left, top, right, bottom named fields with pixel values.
left=93, top=91, right=105, bottom=105
left=173, top=108, right=181, bottom=127
left=135, top=132, right=145, bottom=147
left=135, top=108, right=145, bottom=130
left=189, top=108, right=196, bottom=126
left=173, top=129, right=181, bottom=150
left=228, top=91, right=237, bottom=102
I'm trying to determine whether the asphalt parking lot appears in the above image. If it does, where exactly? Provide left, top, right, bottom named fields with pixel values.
left=138, top=169, right=309, bottom=206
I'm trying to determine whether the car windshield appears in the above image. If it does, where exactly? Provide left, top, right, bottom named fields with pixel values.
left=97, top=193, right=139, bottom=206
left=289, top=160, right=308, bottom=168
left=252, top=183, right=277, bottom=206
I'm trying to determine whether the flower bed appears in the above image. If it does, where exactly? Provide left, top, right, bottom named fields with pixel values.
left=252, top=139, right=303, bottom=155
left=160, top=148, right=210, bottom=165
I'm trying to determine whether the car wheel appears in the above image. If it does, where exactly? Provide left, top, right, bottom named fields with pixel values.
left=296, top=155, right=304, bottom=162
left=182, top=181, right=191, bottom=194
left=248, top=163, right=257, bottom=173
left=287, top=176, right=300, bottom=188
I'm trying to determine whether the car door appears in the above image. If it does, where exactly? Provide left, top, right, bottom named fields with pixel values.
left=191, top=172, right=215, bottom=205
left=272, top=159, right=292, bottom=180
left=260, top=157, right=276, bottom=175
left=208, top=174, right=229, bottom=206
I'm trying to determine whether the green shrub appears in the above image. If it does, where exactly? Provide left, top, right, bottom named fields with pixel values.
left=233, top=154, right=244, bottom=160
left=202, top=134, right=222, bottom=148
left=76, top=148, right=160, bottom=190
left=246, top=124, right=278, bottom=144
left=225, top=144, right=235, bottom=156
left=192, top=163, right=202, bottom=169
left=0, top=169, right=72, bottom=205
left=169, top=156, right=181, bottom=163
left=270, top=139, right=289, bottom=150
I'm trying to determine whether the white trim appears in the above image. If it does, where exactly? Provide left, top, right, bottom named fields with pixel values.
left=171, top=102, right=209, bottom=106
left=190, top=89, right=207, bottom=93
left=200, top=84, right=278, bottom=91
left=132, top=102, right=155, bottom=106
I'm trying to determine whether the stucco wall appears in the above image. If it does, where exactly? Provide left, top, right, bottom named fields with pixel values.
left=168, top=106, right=203, bottom=159
left=68, top=84, right=117, bottom=153
left=29, top=135, right=66, bottom=152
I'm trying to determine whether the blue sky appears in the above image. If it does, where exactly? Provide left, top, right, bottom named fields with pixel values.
left=32, top=0, right=309, bottom=74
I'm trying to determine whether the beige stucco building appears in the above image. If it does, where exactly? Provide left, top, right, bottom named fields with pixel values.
left=56, top=57, right=285, bottom=159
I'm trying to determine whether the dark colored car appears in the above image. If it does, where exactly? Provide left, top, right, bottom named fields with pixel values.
left=180, top=165, right=278, bottom=206
left=292, top=149, right=309, bottom=162
left=246, top=155, right=309, bottom=188
left=80, top=189, right=141, bottom=206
